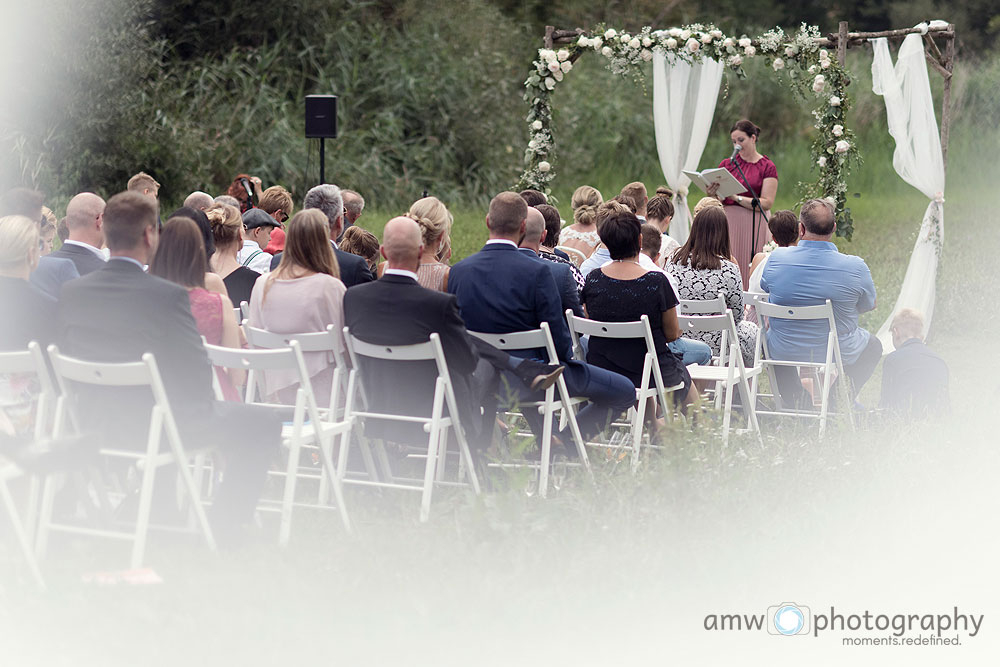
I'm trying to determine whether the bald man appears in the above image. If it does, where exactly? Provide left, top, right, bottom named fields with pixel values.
left=518, top=207, right=583, bottom=317
left=183, top=191, right=214, bottom=211
left=47, top=192, right=107, bottom=276
left=344, top=217, right=561, bottom=452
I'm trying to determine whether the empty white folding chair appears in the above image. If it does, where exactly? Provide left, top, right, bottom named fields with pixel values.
left=566, top=313, right=686, bottom=472
left=752, top=299, right=855, bottom=434
left=469, top=322, right=593, bottom=497
left=555, top=245, right=588, bottom=267
left=38, top=346, right=216, bottom=569
left=202, top=341, right=351, bottom=544
left=341, top=330, right=480, bottom=522
left=678, top=311, right=763, bottom=445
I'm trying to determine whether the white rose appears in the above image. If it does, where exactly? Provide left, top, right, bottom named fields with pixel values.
left=819, top=49, right=829, bottom=59
left=528, top=140, right=537, bottom=149
left=665, top=38, right=678, bottom=49
left=642, top=37, right=653, bottom=47
left=531, top=120, right=543, bottom=130
left=785, top=46, right=797, bottom=57
left=680, top=29, right=692, bottom=40
left=723, top=37, right=734, bottom=47
left=832, top=124, right=844, bottom=137
left=829, top=95, right=841, bottom=107
left=604, top=29, right=617, bottom=39
left=547, top=61, right=560, bottom=73
left=711, top=29, right=723, bottom=38
left=729, top=55, right=743, bottom=66
left=701, top=33, right=712, bottom=44
left=808, top=65, right=817, bottom=74
left=560, top=60, right=572, bottom=73
left=812, top=74, right=826, bottom=93
left=557, top=49, right=570, bottom=61
left=686, top=38, right=700, bottom=53
left=772, top=57, right=784, bottom=71
left=744, top=45, right=756, bottom=56
left=738, top=37, right=752, bottom=48
left=591, top=36, right=603, bottom=49
left=821, top=59, right=830, bottom=69
left=552, top=69, right=563, bottom=82
left=544, top=77, right=556, bottom=90
left=668, top=28, right=681, bottom=38
left=835, top=140, right=850, bottom=153
left=640, top=49, right=653, bottom=61
left=817, top=156, right=827, bottom=167
left=540, top=49, right=557, bottom=63
left=620, top=34, right=630, bottom=43
left=629, top=37, right=641, bottom=49
left=538, top=161, right=551, bottom=172
left=601, top=46, right=613, bottom=57
left=578, top=36, right=590, bottom=48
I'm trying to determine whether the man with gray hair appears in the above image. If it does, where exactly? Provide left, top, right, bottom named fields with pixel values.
left=269, top=184, right=373, bottom=287
left=761, top=198, right=880, bottom=407
left=340, top=189, right=365, bottom=239
left=183, top=191, right=214, bottom=211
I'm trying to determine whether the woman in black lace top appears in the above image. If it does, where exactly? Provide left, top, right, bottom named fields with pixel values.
left=580, top=206, right=694, bottom=407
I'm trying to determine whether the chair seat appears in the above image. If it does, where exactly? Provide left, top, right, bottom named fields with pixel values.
left=686, top=364, right=762, bottom=382
left=280, top=419, right=352, bottom=444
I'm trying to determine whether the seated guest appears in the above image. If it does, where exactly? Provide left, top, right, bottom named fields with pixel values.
left=761, top=198, right=880, bottom=404
left=39, top=208, right=57, bottom=255
left=207, top=203, right=260, bottom=309
left=0, top=215, right=55, bottom=350
left=340, top=189, right=365, bottom=238
left=57, top=191, right=279, bottom=541
left=693, top=195, right=723, bottom=217
left=535, top=203, right=584, bottom=293
left=880, top=308, right=949, bottom=416
left=149, top=217, right=242, bottom=401
left=560, top=185, right=603, bottom=259
left=169, top=206, right=229, bottom=297
left=581, top=210, right=695, bottom=408
left=238, top=209, right=278, bottom=274
left=214, top=194, right=240, bottom=208
left=394, top=196, right=452, bottom=291
left=269, top=184, right=374, bottom=288
left=45, top=192, right=107, bottom=276
left=748, top=209, right=799, bottom=293
left=667, top=206, right=759, bottom=368
left=183, top=191, right=214, bottom=211
left=640, top=223, right=663, bottom=265
left=448, top=192, right=635, bottom=448
left=436, top=235, right=451, bottom=263
left=248, top=209, right=346, bottom=406
left=646, top=193, right=680, bottom=267
left=619, top=182, right=648, bottom=221
left=126, top=172, right=160, bottom=202
left=339, top=226, right=380, bottom=274
left=518, top=189, right=547, bottom=207
left=519, top=207, right=583, bottom=317
left=258, top=185, right=293, bottom=227
left=226, top=174, right=262, bottom=213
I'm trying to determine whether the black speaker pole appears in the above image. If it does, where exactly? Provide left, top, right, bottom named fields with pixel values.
left=319, top=137, right=326, bottom=184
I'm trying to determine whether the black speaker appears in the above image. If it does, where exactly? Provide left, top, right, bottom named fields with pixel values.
left=305, top=95, right=337, bottom=138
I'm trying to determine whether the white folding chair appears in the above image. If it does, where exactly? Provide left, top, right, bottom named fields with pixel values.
left=0, top=457, right=45, bottom=589
left=469, top=322, right=593, bottom=496
left=38, top=346, right=216, bottom=569
left=743, top=290, right=768, bottom=325
left=203, top=341, right=351, bottom=544
left=566, top=312, right=687, bottom=472
left=342, top=330, right=481, bottom=522
left=678, top=311, right=763, bottom=445
left=555, top=245, right=588, bottom=267
left=752, top=299, right=855, bottom=434
left=239, top=300, right=250, bottom=323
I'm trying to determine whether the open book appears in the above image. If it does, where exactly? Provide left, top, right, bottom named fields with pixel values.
left=682, top=168, right=745, bottom=200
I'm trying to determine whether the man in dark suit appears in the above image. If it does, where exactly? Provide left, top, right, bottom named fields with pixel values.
left=57, top=192, right=280, bottom=541
left=45, top=192, right=107, bottom=276
left=344, top=216, right=561, bottom=449
left=880, top=308, right=949, bottom=416
left=270, top=184, right=374, bottom=287
left=519, top=206, right=583, bottom=317
left=448, top=192, right=635, bottom=445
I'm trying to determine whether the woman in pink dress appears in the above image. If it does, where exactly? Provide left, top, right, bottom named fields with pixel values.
left=706, top=119, right=778, bottom=289
left=149, top=217, right=242, bottom=401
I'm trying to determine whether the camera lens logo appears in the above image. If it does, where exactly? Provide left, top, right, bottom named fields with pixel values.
left=767, top=603, right=811, bottom=636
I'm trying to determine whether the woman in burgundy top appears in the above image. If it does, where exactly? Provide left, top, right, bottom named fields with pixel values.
left=707, top=119, right=778, bottom=289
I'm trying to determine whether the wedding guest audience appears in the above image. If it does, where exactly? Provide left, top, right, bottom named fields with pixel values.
left=646, top=193, right=680, bottom=267
left=448, top=192, right=635, bottom=449
left=127, top=172, right=160, bottom=201
left=226, top=174, right=262, bottom=213
left=581, top=209, right=695, bottom=408
left=259, top=185, right=293, bottom=226
left=340, top=189, right=365, bottom=237
left=560, top=185, right=603, bottom=259
left=4, top=188, right=83, bottom=297
left=207, top=203, right=260, bottom=308
left=149, top=217, right=241, bottom=401
left=619, top=182, right=648, bottom=220
left=214, top=194, right=240, bottom=208
left=761, top=198, right=880, bottom=404
left=38, top=216, right=56, bottom=256
left=518, top=189, right=547, bottom=207
left=667, top=206, right=759, bottom=368
left=693, top=195, right=723, bottom=217
left=640, top=223, right=663, bottom=264
left=748, top=209, right=799, bottom=293
left=57, top=191, right=279, bottom=541
left=0, top=215, right=55, bottom=350
left=396, top=195, right=453, bottom=291
left=339, top=225, right=379, bottom=273
left=535, top=203, right=584, bottom=292
left=519, top=207, right=583, bottom=317
left=167, top=206, right=229, bottom=298
left=613, top=193, right=639, bottom=214
left=249, top=209, right=346, bottom=405
left=880, top=308, right=949, bottom=416
left=46, top=193, right=107, bottom=276
left=269, top=184, right=374, bottom=287
left=183, top=191, right=214, bottom=211
left=238, top=208, right=278, bottom=273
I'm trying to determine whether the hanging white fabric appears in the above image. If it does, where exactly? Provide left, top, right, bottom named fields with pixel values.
left=870, top=33, right=946, bottom=353
left=652, top=52, right=724, bottom=244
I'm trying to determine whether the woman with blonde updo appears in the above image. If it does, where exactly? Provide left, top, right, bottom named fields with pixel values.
left=559, top=185, right=603, bottom=261
left=389, top=195, right=453, bottom=291
left=0, top=215, right=54, bottom=350
left=207, top=202, right=260, bottom=308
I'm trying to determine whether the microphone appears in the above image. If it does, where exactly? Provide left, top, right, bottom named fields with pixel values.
left=239, top=177, right=255, bottom=208
left=730, top=144, right=741, bottom=161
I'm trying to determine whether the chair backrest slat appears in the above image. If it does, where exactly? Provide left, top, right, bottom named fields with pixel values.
left=244, top=325, right=341, bottom=354
left=347, top=336, right=438, bottom=362
left=566, top=316, right=649, bottom=339
left=46, top=346, right=153, bottom=387
left=678, top=292, right=727, bottom=315
left=204, top=342, right=302, bottom=372
left=755, top=299, right=834, bottom=322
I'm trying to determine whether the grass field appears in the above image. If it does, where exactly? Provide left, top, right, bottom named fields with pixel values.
left=4, top=93, right=1000, bottom=666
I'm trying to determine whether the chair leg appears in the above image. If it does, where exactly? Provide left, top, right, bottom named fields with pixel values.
left=161, top=412, right=216, bottom=552
left=419, top=381, right=446, bottom=522
left=34, top=473, right=59, bottom=558
left=278, top=439, right=300, bottom=547
left=539, top=386, right=554, bottom=498
left=556, top=376, right=592, bottom=480
left=131, top=414, right=164, bottom=570
left=1, top=479, right=45, bottom=590
left=317, top=433, right=352, bottom=532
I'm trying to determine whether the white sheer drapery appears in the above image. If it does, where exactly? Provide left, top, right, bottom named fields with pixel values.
left=653, top=52, right=724, bottom=244
left=870, top=33, right=946, bottom=353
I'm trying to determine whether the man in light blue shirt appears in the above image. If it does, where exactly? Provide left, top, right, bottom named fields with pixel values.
left=760, top=199, right=881, bottom=405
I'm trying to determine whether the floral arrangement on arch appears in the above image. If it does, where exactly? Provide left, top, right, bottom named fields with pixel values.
left=516, top=23, right=860, bottom=238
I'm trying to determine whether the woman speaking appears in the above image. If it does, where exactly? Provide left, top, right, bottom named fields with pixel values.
left=707, top=119, right=778, bottom=289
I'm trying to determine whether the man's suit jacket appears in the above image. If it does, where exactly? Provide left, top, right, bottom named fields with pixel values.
left=29, top=256, right=80, bottom=299
left=0, top=277, right=56, bottom=351
left=879, top=338, right=950, bottom=415
left=57, top=259, right=214, bottom=439
left=269, top=244, right=374, bottom=288
left=343, top=273, right=479, bottom=443
left=48, top=242, right=106, bottom=277
left=448, top=242, right=573, bottom=362
left=518, top=248, right=584, bottom=318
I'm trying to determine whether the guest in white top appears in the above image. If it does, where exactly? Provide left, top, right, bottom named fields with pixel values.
left=559, top=185, right=603, bottom=259
left=237, top=208, right=279, bottom=274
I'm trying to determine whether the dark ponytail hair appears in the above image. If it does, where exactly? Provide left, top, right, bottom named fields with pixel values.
left=731, top=119, right=761, bottom=139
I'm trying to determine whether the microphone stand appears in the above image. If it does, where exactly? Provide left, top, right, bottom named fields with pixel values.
left=729, top=153, right=768, bottom=272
